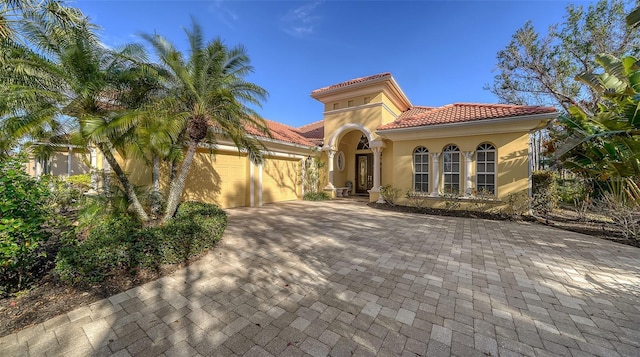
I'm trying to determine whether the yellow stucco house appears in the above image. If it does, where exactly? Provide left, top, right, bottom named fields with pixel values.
left=29, top=73, right=557, bottom=210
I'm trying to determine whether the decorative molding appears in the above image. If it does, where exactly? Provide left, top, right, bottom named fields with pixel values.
left=323, top=101, right=399, bottom=120
left=327, top=123, right=376, bottom=149
left=336, top=151, right=346, bottom=172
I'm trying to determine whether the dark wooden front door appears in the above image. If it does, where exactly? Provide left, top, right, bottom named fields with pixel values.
left=355, top=154, right=373, bottom=194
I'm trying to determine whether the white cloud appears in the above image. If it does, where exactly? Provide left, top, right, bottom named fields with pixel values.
left=209, top=0, right=239, bottom=29
left=282, top=1, right=322, bottom=37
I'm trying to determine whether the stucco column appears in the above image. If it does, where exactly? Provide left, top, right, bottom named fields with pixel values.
left=430, top=152, right=441, bottom=197
left=371, top=147, right=385, bottom=203
left=258, top=162, right=263, bottom=207
left=301, top=158, right=306, bottom=197
left=323, top=149, right=336, bottom=190
left=67, top=146, right=72, bottom=176
left=463, top=151, right=474, bottom=197
left=34, top=158, right=41, bottom=178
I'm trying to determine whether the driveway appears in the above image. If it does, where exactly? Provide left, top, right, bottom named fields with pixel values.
left=2, top=200, right=640, bottom=356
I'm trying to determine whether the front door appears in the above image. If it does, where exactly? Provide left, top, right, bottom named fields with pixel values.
left=356, top=154, right=373, bottom=194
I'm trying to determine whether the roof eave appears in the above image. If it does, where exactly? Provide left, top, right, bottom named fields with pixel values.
left=377, top=112, right=558, bottom=134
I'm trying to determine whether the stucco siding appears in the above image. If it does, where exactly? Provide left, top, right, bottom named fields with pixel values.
left=390, top=132, right=529, bottom=207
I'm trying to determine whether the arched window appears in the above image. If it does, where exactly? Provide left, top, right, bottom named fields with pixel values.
left=476, top=143, right=496, bottom=194
left=442, top=145, right=460, bottom=194
left=413, top=147, right=429, bottom=192
left=357, top=135, right=370, bottom=150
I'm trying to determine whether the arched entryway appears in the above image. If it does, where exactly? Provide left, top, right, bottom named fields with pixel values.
left=323, top=124, right=384, bottom=200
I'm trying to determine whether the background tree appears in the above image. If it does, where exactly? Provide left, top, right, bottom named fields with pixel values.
left=553, top=54, right=640, bottom=180
left=487, top=0, right=639, bottom=114
left=141, top=20, right=271, bottom=223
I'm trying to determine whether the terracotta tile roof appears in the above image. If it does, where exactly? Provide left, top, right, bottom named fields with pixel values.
left=311, top=73, right=391, bottom=95
left=297, top=120, right=324, bottom=143
left=377, top=103, right=557, bottom=131
left=247, top=119, right=315, bottom=146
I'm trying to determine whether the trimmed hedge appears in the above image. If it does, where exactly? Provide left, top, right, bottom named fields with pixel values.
left=55, top=201, right=227, bottom=284
left=532, top=170, right=558, bottom=215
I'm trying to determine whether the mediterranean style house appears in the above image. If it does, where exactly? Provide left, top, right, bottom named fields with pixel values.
left=29, top=73, right=558, bottom=209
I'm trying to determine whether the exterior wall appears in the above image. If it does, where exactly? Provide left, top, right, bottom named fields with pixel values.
left=119, top=154, right=153, bottom=186
left=381, top=140, right=394, bottom=187
left=390, top=132, right=530, bottom=208
left=262, top=157, right=300, bottom=204
left=324, top=106, right=384, bottom=144
left=28, top=150, right=90, bottom=177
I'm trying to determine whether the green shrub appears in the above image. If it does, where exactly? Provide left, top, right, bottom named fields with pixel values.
left=55, top=201, right=227, bottom=284
left=55, top=216, right=142, bottom=284
left=303, top=191, right=330, bottom=201
left=532, top=170, right=557, bottom=215
left=556, top=178, right=590, bottom=204
left=0, top=155, right=53, bottom=294
left=42, top=175, right=84, bottom=213
left=380, top=185, right=402, bottom=206
left=66, top=174, right=92, bottom=189
left=158, top=202, right=227, bottom=263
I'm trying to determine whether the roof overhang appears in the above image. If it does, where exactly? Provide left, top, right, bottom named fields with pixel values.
left=377, top=112, right=558, bottom=141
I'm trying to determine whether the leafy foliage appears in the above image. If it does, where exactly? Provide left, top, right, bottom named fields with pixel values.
left=380, top=185, right=402, bottom=206
left=55, top=202, right=227, bottom=284
left=0, top=155, right=52, bottom=293
left=303, top=191, right=330, bottom=201
left=488, top=0, right=638, bottom=113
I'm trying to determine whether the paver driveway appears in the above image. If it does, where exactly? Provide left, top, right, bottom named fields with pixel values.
left=2, top=200, right=640, bottom=357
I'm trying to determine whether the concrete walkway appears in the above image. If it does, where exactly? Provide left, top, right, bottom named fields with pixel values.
left=2, top=200, right=640, bottom=356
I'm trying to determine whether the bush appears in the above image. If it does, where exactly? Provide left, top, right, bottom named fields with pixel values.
left=505, top=192, right=531, bottom=217
left=303, top=191, right=330, bottom=201
left=158, top=202, right=227, bottom=263
left=591, top=193, right=640, bottom=239
left=380, top=185, right=402, bottom=206
left=54, top=216, right=143, bottom=284
left=556, top=178, right=590, bottom=204
left=406, top=191, right=429, bottom=208
left=66, top=173, right=92, bottom=189
left=532, top=171, right=557, bottom=215
left=0, top=155, right=53, bottom=294
left=55, top=201, right=227, bottom=284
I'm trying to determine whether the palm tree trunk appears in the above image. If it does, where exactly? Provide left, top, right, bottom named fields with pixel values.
left=152, top=155, right=161, bottom=216
left=162, top=139, right=198, bottom=223
left=97, top=143, right=150, bottom=223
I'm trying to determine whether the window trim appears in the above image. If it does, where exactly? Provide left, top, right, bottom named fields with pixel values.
left=475, top=143, right=496, bottom=195
left=442, top=144, right=460, bottom=194
left=413, top=146, right=429, bottom=193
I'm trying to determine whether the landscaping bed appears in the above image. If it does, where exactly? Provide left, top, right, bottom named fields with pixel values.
left=0, top=201, right=227, bottom=337
left=368, top=202, right=640, bottom=248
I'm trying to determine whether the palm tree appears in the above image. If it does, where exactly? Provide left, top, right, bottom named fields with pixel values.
left=0, top=9, right=164, bottom=222
left=141, top=19, right=270, bottom=223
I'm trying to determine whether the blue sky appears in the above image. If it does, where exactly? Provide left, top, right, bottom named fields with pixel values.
left=74, top=0, right=590, bottom=127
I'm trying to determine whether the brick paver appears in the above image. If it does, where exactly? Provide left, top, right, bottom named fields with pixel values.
left=2, top=199, right=640, bottom=356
